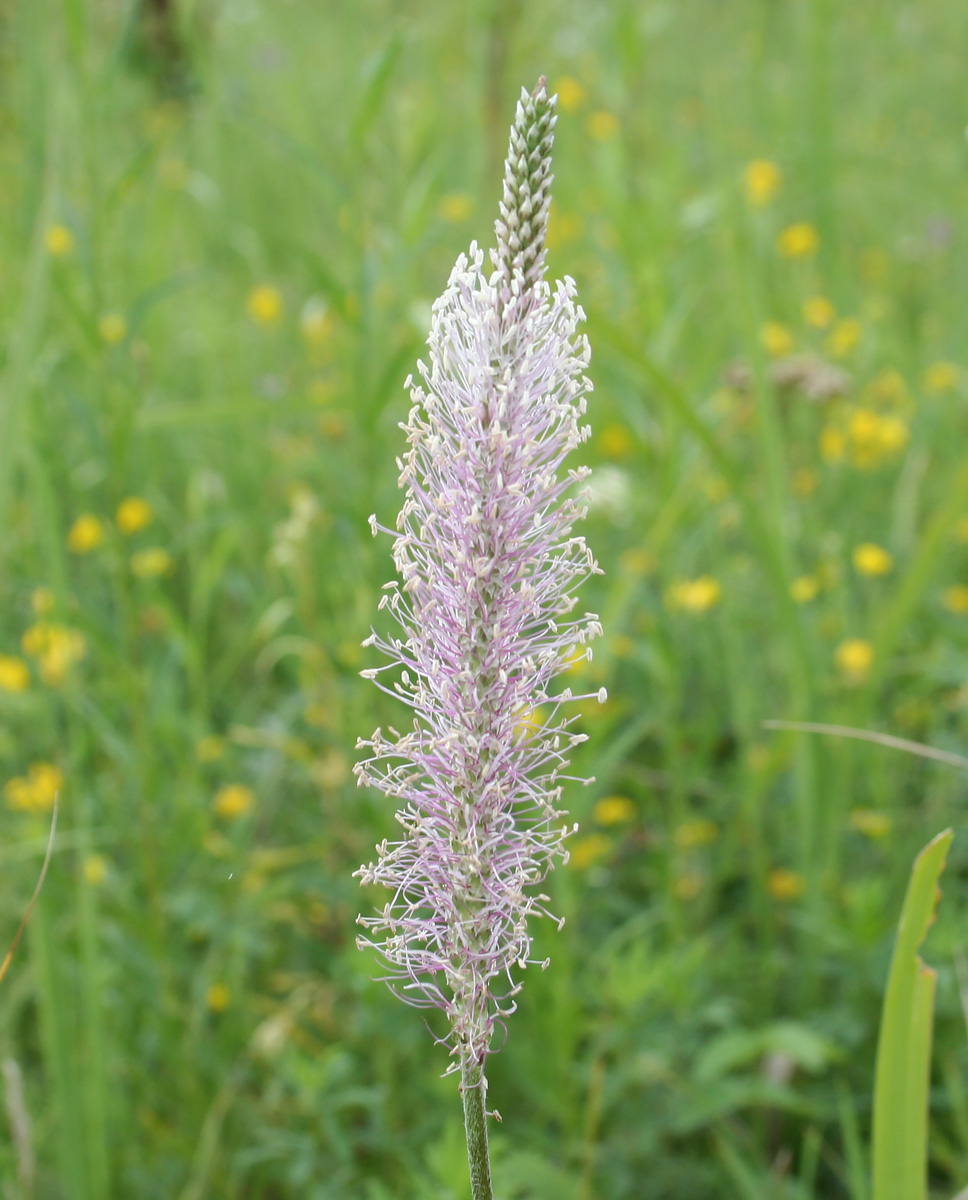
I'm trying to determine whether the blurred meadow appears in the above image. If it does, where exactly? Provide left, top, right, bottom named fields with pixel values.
left=1, top=0, right=968, bottom=1196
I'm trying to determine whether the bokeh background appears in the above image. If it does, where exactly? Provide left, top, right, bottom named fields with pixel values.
left=1, top=1, right=967, bottom=1196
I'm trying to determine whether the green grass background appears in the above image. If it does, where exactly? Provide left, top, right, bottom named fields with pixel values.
left=0, top=0, right=967, bottom=1196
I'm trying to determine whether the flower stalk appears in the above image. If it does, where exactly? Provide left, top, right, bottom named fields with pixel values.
left=355, top=77, right=601, bottom=1199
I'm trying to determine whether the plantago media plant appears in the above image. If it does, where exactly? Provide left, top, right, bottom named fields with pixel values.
left=355, top=78, right=603, bottom=1198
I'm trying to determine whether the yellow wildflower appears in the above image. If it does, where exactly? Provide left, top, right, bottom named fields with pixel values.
left=567, top=834, right=611, bottom=869
left=587, top=111, right=618, bottom=141
left=852, top=543, right=894, bottom=577
left=22, top=622, right=86, bottom=685
left=846, top=407, right=909, bottom=468
left=849, top=809, right=892, bottom=839
left=45, top=224, right=75, bottom=257
left=957, top=516, right=968, bottom=543
left=130, top=548, right=174, bottom=579
left=4, top=762, right=63, bottom=813
left=593, top=795, right=636, bottom=826
left=673, top=819, right=719, bottom=849
left=214, top=784, right=255, bottom=819
left=438, top=193, right=472, bottom=223
left=98, top=313, right=127, bottom=345
left=599, top=423, right=634, bottom=458
left=776, top=222, right=819, bottom=258
left=667, top=576, right=722, bottom=614
left=246, top=285, right=283, bottom=327
left=942, top=585, right=968, bottom=615
left=835, top=638, right=874, bottom=682
left=760, top=321, right=794, bottom=357
left=206, top=983, right=230, bottom=1012
left=68, top=514, right=105, bottom=554
left=767, top=868, right=805, bottom=902
left=922, top=361, right=960, bottom=394
left=116, top=496, right=153, bottom=535
left=820, top=426, right=845, bottom=463
left=0, top=656, right=30, bottom=692
left=790, top=576, right=819, bottom=603
left=875, top=415, right=909, bottom=454
left=826, top=317, right=862, bottom=358
left=555, top=76, right=585, bottom=113
left=802, top=296, right=835, bottom=329
left=32, top=587, right=55, bottom=615
left=82, top=854, right=108, bottom=886
left=743, top=159, right=781, bottom=207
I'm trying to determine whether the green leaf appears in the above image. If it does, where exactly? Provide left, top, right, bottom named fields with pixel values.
left=872, top=828, right=953, bottom=1200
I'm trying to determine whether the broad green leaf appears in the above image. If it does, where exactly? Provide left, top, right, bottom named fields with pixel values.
left=872, top=828, right=953, bottom=1200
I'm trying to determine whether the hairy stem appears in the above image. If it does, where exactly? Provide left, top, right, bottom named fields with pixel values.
left=461, top=1061, right=493, bottom=1200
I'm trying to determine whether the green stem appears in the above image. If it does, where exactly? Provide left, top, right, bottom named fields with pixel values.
left=461, top=1061, right=493, bottom=1200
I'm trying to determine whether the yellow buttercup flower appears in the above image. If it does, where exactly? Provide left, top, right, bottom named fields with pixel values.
left=776, top=222, right=819, bottom=258
left=45, top=224, right=75, bottom=257
left=4, top=762, right=63, bottom=813
left=98, top=313, right=128, bottom=345
left=21, top=622, right=86, bottom=685
left=587, top=111, right=618, bottom=141
left=760, top=321, right=794, bottom=357
left=130, top=548, right=173, bottom=579
left=835, top=638, right=874, bottom=682
left=922, top=361, right=959, bottom=394
left=667, top=576, right=721, bottom=614
left=438, top=193, right=472, bottom=223
left=83, top=854, right=109, bottom=886
left=555, top=76, right=585, bottom=113
left=0, top=656, right=30, bottom=692
left=214, top=784, right=255, bottom=819
left=246, top=285, right=283, bottom=326
left=790, top=576, right=819, bottom=604
left=942, top=585, right=968, bottom=615
left=116, top=496, right=153, bottom=535
left=849, top=809, right=891, bottom=839
left=68, top=514, right=105, bottom=554
left=593, top=795, right=636, bottom=826
left=767, top=868, right=805, bottom=902
left=206, top=983, right=230, bottom=1012
left=846, top=407, right=909, bottom=468
left=852, top=543, right=894, bottom=577
left=744, top=159, right=781, bottom=207
left=802, top=296, right=835, bottom=329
